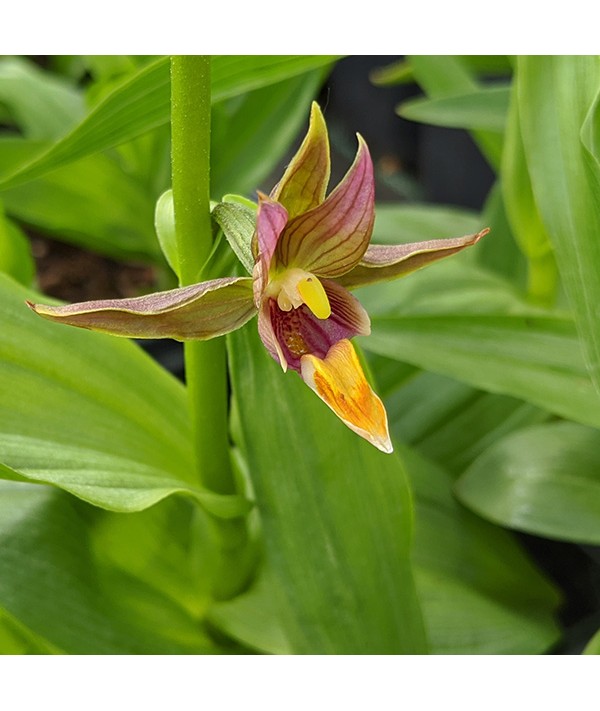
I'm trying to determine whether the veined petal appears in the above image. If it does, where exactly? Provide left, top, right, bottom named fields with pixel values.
left=252, top=195, right=288, bottom=305
left=275, top=134, right=375, bottom=278
left=270, top=102, right=331, bottom=218
left=301, top=339, right=392, bottom=454
left=27, top=277, right=256, bottom=341
left=259, top=281, right=370, bottom=373
left=336, top=229, right=490, bottom=289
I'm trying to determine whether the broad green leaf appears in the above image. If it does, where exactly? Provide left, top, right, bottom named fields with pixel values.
left=384, top=369, right=548, bottom=475
left=0, top=200, right=34, bottom=285
left=518, top=56, right=600, bottom=391
left=1, top=137, right=160, bottom=261
left=211, top=441, right=560, bottom=655
left=211, top=69, right=327, bottom=199
left=228, top=325, right=427, bottom=654
left=405, top=445, right=560, bottom=654
left=0, top=57, right=85, bottom=140
left=501, top=80, right=557, bottom=305
left=0, top=55, right=338, bottom=190
left=398, top=85, right=509, bottom=132
left=456, top=422, right=600, bottom=545
left=357, top=261, right=600, bottom=428
left=366, top=311, right=600, bottom=429
left=581, top=85, right=600, bottom=171
left=409, top=55, right=503, bottom=169
left=0, top=273, right=249, bottom=518
left=0, top=481, right=220, bottom=653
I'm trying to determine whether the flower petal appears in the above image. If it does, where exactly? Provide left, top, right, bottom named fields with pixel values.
left=270, top=101, right=331, bottom=218
left=336, top=229, right=490, bottom=289
left=259, top=281, right=370, bottom=373
left=301, top=339, right=393, bottom=454
left=275, top=134, right=375, bottom=278
left=27, top=277, right=256, bottom=341
left=252, top=195, right=288, bottom=305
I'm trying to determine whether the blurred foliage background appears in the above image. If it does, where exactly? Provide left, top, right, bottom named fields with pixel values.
left=1, top=55, right=599, bottom=655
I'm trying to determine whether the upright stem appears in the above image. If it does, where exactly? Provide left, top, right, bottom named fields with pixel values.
left=170, top=56, right=234, bottom=494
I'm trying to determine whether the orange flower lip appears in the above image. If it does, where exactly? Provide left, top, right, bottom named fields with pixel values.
left=301, top=339, right=393, bottom=454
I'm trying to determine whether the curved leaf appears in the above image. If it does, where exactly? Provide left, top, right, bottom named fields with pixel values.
left=456, top=422, right=600, bottom=544
left=0, top=273, right=250, bottom=518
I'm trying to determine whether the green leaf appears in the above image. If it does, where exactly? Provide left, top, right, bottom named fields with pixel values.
left=398, top=85, right=510, bottom=132
left=0, top=273, right=250, bottom=518
left=0, top=200, right=34, bottom=285
left=228, top=325, right=427, bottom=654
left=456, top=422, right=600, bottom=544
left=357, top=260, right=600, bottom=428
left=0, top=481, right=220, bottom=653
left=0, top=57, right=85, bottom=140
left=0, top=55, right=338, bottom=190
left=384, top=369, right=548, bottom=476
left=212, top=201, right=256, bottom=274
left=409, top=55, right=504, bottom=169
left=211, top=69, right=327, bottom=199
left=209, top=568, right=292, bottom=654
left=501, top=80, right=557, bottom=305
left=211, top=441, right=561, bottom=655
left=0, top=137, right=160, bottom=261
left=518, top=56, right=600, bottom=391
left=154, top=189, right=178, bottom=275
left=405, top=445, right=560, bottom=654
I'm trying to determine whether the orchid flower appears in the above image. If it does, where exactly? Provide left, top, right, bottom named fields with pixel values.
left=27, top=103, right=488, bottom=454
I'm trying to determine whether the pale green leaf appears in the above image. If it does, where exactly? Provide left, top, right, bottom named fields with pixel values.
left=212, top=201, right=255, bottom=274
left=0, top=55, right=338, bottom=190
left=518, top=56, right=600, bottom=391
left=0, top=273, right=249, bottom=518
left=0, top=481, right=220, bottom=653
left=228, top=325, right=427, bottom=654
left=398, top=85, right=509, bottom=132
left=456, top=422, right=600, bottom=544
left=0, top=57, right=85, bottom=140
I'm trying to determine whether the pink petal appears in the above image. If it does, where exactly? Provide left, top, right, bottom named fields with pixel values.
left=275, top=135, right=375, bottom=278
left=27, top=277, right=257, bottom=341
left=336, top=229, right=490, bottom=289
left=252, top=195, right=289, bottom=305
left=270, top=102, right=331, bottom=219
left=258, top=280, right=370, bottom=373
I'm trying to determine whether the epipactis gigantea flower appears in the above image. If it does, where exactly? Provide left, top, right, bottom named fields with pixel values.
left=27, top=102, right=488, bottom=454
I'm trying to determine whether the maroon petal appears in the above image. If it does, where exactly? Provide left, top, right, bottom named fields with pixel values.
left=259, top=280, right=370, bottom=372
left=252, top=195, right=289, bottom=305
left=336, top=229, right=490, bottom=289
left=275, top=135, right=375, bottom=278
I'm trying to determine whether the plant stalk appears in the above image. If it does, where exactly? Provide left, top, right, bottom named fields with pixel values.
left=170, top=56, right=234, bottom=495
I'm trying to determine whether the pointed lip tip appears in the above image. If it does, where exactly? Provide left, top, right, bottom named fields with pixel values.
left=25, top=299, right=37, bottom=311
left=373, top=436, right=394, bottom=454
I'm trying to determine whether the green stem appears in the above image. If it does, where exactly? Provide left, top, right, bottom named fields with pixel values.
left=170, top=56, right=234, bottom=495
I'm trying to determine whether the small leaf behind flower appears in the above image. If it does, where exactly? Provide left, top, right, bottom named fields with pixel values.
left=212, top=199, right=256, bottom=274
